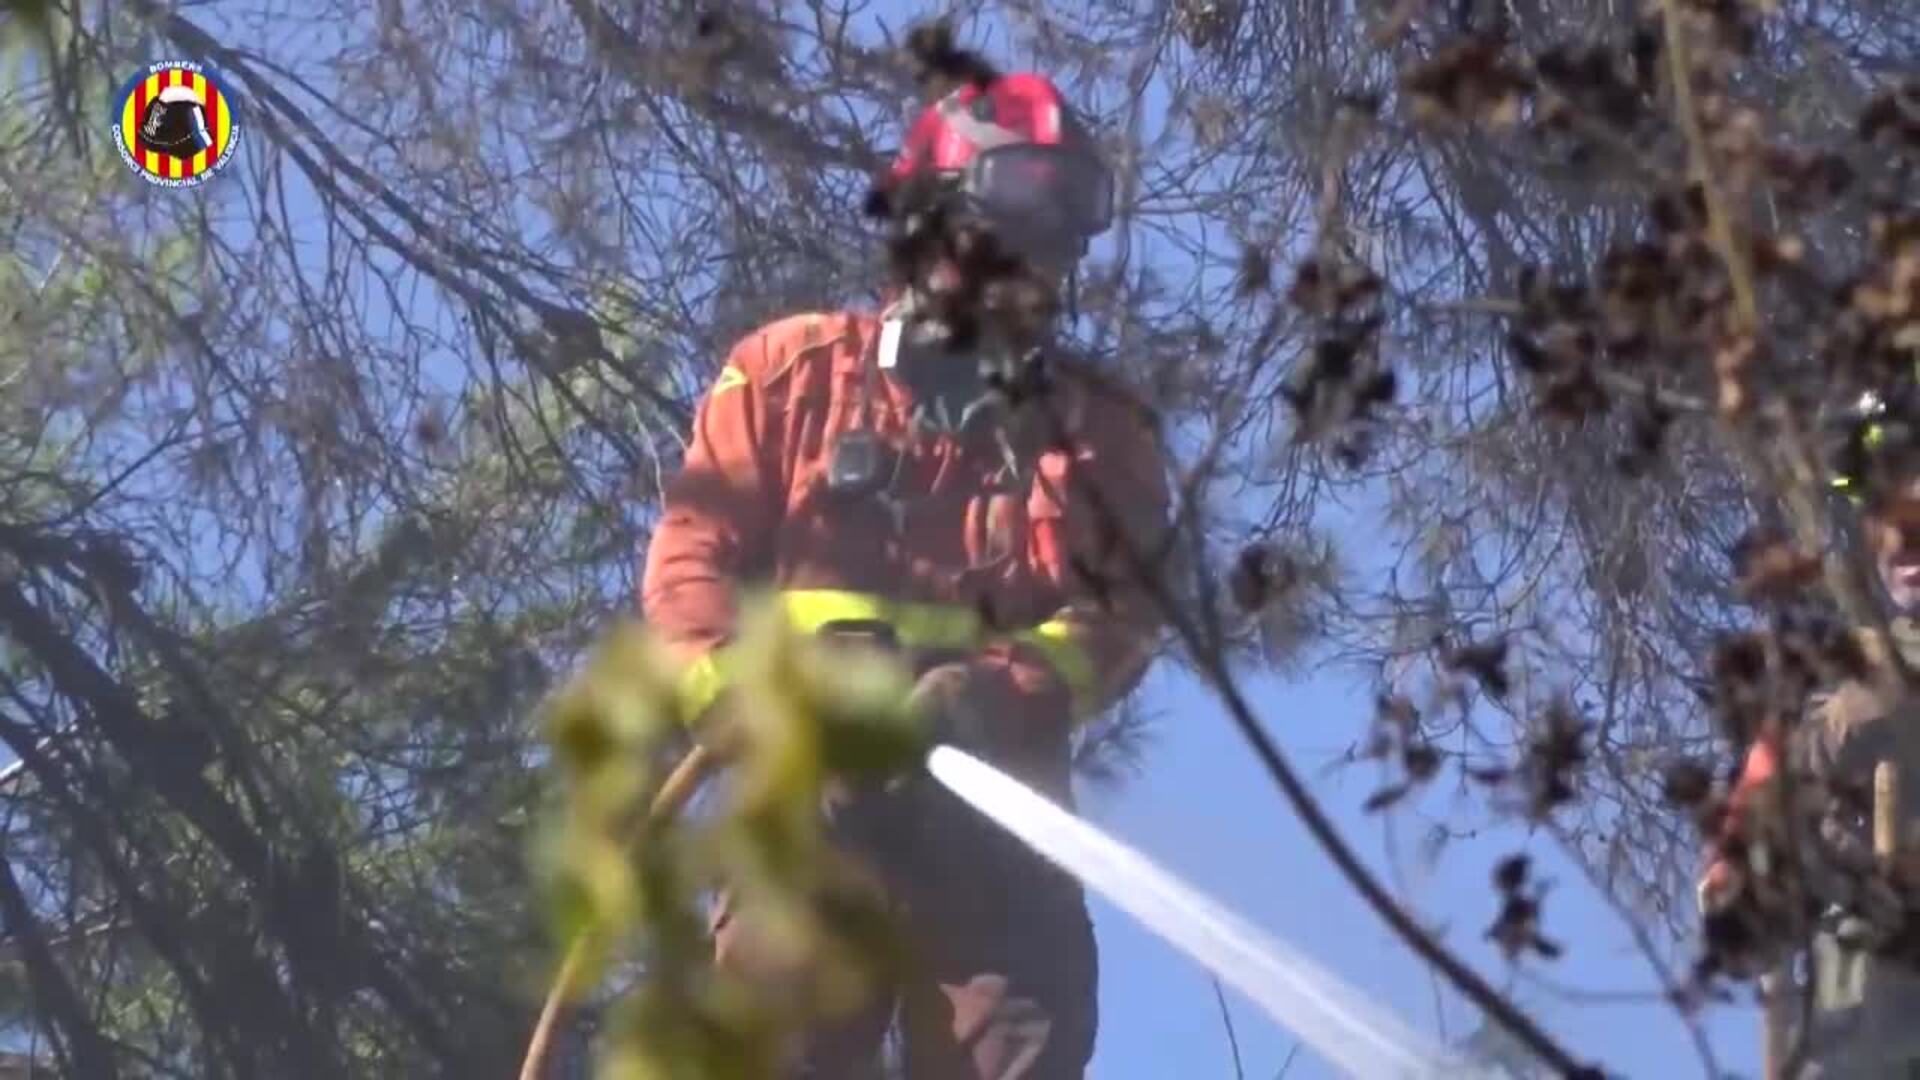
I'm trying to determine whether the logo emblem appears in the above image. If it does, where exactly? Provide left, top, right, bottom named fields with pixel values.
left=110, top=61, right=240, bottom=188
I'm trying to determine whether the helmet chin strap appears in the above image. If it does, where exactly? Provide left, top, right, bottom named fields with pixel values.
left=877, top=236, right=1076, bottom=371
left=878, top=288, right=951, bottom=372
left=877, top=290, right=1034, bottom=437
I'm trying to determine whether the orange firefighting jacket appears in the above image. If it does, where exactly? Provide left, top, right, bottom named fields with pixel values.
left=641, top=309, right=1171, bottom=725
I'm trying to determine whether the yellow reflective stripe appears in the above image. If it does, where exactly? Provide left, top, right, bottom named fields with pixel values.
left=1015, top=616, right=1098, bottom=717
left=776, top=589, right=985, bottom=650
left=673, top=590, right=1105, bottom=725
left=676, top=651, right=728, bottom=724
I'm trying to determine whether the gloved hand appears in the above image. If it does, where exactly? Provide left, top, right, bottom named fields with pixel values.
left=1700, top=850, right=1910, bottom=953
left=905, top=658, right=1068, bottom=762
left=1698, top=857, right=1744, bottom=916
left=909, top=662, right=1005, bottom=756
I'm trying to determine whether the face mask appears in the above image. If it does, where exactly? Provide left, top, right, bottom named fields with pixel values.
left=887, top=326, right=1011, bottom=436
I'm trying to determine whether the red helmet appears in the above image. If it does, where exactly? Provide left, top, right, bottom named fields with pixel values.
left=887, top=74, right=1115, bottom=250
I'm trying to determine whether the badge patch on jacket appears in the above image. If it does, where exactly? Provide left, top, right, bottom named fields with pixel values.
left=710, top=366, right=748, bottom=397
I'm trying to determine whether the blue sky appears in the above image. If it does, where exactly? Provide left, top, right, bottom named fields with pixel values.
left=1080, top=663, right=1759, bottom=1079
left=49, top=2, right=1771, bottom=1076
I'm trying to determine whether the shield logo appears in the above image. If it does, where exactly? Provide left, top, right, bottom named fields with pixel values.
left=111, top=62, right=241, bottom=188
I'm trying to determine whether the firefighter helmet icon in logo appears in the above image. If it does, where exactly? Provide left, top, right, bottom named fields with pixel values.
left=111, top=61, right=240, bottom=188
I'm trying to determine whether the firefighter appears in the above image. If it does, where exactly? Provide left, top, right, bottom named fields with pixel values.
left=1699, top=390, right=1920, bottom=1077
left=640, top=71, right=1170, bottom=1078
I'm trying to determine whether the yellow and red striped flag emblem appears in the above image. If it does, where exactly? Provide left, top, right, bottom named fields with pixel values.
left=113, top=63, right=240, bottom=187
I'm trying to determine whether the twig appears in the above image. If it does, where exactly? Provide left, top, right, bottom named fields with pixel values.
left=1656, top=0, right=1758, bottom=333
left=1211, top=975, right=1247, bottom=1080
left=1273, top=1040, right=1302, bottom=1078
left=1400, top=291, right=1716, bottom=415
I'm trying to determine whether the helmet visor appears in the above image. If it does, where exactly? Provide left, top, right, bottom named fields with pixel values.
left=966, top=143, right=1114, bottom=238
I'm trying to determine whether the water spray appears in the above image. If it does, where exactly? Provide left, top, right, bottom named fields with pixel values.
left=927, top=745, right=1504, bottom=1080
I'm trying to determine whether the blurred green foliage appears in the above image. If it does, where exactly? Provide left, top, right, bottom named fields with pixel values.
left=0, top=0, right=58, bottom=67
left=539, top=597, right=931, bottom=1079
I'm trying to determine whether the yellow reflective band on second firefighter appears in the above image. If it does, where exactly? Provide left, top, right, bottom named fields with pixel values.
left=1832, top=420, right=1885, bottom=503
